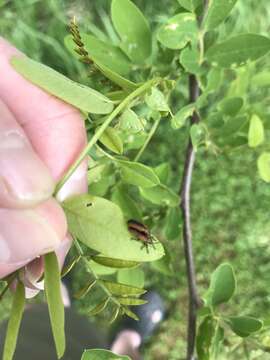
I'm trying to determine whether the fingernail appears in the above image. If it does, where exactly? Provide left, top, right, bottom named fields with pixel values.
left=0, top=130, right=55, bottom=207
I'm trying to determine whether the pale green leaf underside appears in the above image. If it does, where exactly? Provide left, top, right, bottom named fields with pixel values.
left=63, top=194, right=164, bottom=261
left=118, top=160, right=160, bottom=188
left=248, top=114, right=264, bottom=148
left=11, top=56, right=114, bottom=114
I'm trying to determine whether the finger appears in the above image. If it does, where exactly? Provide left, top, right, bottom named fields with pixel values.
left=0, top=198, right=67, bottom=279
left=0, top=100, right=55, bottom=208
left=0, top=37, right=88, bottom=195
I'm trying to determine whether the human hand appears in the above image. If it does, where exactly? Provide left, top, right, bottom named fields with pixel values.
left=0, top=37, right=88, bottom=295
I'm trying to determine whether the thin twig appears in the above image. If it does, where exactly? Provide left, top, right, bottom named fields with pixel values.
left=179, top=76, right=201, bottom=360
left=179, top=2, right=209, bottom=359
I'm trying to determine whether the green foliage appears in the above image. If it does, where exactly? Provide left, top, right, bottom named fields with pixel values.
left=226, top=316, right=263, bottom=338
left=81, top=349, right=130, bottom=360
left=203, top=0, right=238, bottom=30
left=3, top=282, right=25, bottom=360
left=205, top=263, right=236, bottom=307
left=2, top=0, right=270, bottom=359
left=63, top=194, right=164, bottom=261
left=257, top=153, right=270, bottom=182
left=44, top=252, right=65, bottom=359
left=111, top=0, right=152, bottom=63
left=205, top=34, right=270, bottom=68
left=157, top=13, right=198, bottom=50
left=11, top=57, right=114, bottom=114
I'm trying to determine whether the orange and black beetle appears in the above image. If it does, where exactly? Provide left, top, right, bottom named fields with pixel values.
left=127, top=219, right=157, bottom=253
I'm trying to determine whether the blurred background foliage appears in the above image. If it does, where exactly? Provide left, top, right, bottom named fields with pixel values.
left=1, top=0, right=270, bottom=359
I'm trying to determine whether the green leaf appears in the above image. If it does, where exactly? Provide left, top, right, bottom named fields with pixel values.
left=3, top=282, right=25, bottom=360
left=117, top=268, right=145, bottom=288
left=206, top=68, right=222, bottom=92
left=203, top=0, right=238, bottom=30
left=87, top=164, right=107, bottom=185
left=44, top=252, right=65, bottom=359
left=89, top=261, right=117, bottom=275
left=122, top=307, right=139, bottom=321
left=219, top=115, right=247, bottom=137
left=96, top=62, right=138, bottom=92
left=110, top=306, right=121, bottom=323
left=145, top=87, right=170, bottom=112
left=177, top=0, right=201, bottom=11
left=140, top=184, right=179, bottom=207
left=190, top=124, right=205, bottom=151
left=117, top=297, right=147, bottom=306
left=252, top=71, right=270, bottom=87
left=11, top=57, right=113, bottom=114
left=218, top=97, right=243, bottom=116
left=111, top=185, right=142, bottom=221
left=227, top=316, right=263, bottom=337
left=165, top=207, right=182, bottom=240
left=154, top=163, right=171, bottom=184
left=111, top=0, right=152, bottom=63
left=61, top=255, right=81, bottom=278
left=119, top=109, right=145, bottom=133
left=98, top=126, right=123, bottom=154
left=64, top=33, right=131, bottom=75
left=118, top=160, right=160, bottom=188
left=157, top=13, right=198, bottom=50
left=211, top=326, right=224, bottom=359
left=248, top=114, right=264, bottom=148
left=101, top=280, right=146, bottom=296
left=63, top=194, right=164, bottom=262
left=257, top=153, right=270, bottom=183
left=179, top=46, right=201, bottom=74
left=89, top=297, right=110, bottom=315
left=205, top=263, right=236, bottom=307
left=74, top=280, right=97, bottom=299
left=206, top=34, right=270, bottom=68
left=196, top=316, right=216, bottom=360
left=171, top=104, right=195, bottom=129
left=92, top=256, right=139, bottom=269
left=82, top=349, right=130, bottom=360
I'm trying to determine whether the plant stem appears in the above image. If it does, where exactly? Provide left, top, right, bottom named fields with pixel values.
left=73, top=238, right=121, bottom=308
left=179, top=2, right=209, bottom=359
left=134, top=117, right=161, bottom=162
left=55, top=78, right=157, bottom=194
left=180, top=75, right=201, bottom=360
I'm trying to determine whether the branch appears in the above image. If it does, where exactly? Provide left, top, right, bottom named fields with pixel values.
left=179, top=2, right=209, bottom=360
left=179, top=75, right=201, bottom=360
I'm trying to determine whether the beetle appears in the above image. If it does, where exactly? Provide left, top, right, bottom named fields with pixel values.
left=127, top=219, right=158, bottom=253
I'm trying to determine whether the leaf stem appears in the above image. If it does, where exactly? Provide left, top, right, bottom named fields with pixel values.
left=73, top=238, right=121, bottom=308
left=134, top=117, right=161, bottom=162
left=55, top=79, right=157, bottom=194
